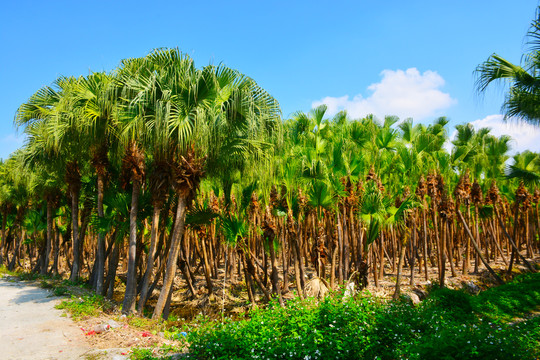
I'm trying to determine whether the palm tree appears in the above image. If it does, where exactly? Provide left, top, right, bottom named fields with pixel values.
left=475, top=6, right=540, bottom=125
left=506, top=151, right=540, bottom=185
left=116, top=49, right=281, bottom=319
left=0, top=160, right=12, bottom=265
left=75, top=72, right=119, bottom=294
left=15, top=77, right=90, bottom=282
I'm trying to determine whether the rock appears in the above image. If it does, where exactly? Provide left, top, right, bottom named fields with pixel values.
left=305, top=277, right=329, bottom=299
left=108, top=320, right=121, bottom=329
left=111, top=356, right=128, bottom=360
left=412, top=287, right=428, bottom=300
left=462, top=280, right=481, bottom=295
left=343, top=282, right=356, bottom=299
left=409, top=293, right=421, bottom=305
left=93, top=324, right=109, bottom=334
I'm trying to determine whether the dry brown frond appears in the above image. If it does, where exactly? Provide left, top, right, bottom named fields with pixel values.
left=65, top=160, right=82, bottom=193
left=416, top=175, right=427, bottom=198
left=533, top=188, right=540, bottom=204
left=269, top=185, right=279, bottom=209
left=471, top=180, right=483, bottom=205
left=486, top=181, right=500, bottom=204
left=454, top=169, right=471, bottom=205
left=120, top=142, right=145, bottom=189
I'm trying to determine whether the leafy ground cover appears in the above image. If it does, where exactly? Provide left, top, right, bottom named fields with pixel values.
left=186, top=273, right=540, bottom=360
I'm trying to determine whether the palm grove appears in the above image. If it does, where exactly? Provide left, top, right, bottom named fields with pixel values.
left=1, top=25, right=540, bottom=320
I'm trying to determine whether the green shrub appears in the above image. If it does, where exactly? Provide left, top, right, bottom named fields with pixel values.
left=187, top=274, right=540, bottom=360
left=52, top=286, right=69, bottom=296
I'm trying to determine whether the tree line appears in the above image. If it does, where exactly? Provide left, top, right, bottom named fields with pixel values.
left=0, top=45, right=539, bottom=320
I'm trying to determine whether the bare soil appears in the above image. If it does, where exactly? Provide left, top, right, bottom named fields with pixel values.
left=0, top=276, right=180, bottom=359
left=0, top=278, right=93, bottom=360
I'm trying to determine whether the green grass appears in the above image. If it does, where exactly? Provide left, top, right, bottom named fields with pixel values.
left=185, top=273, right=540, bottom=360
left=0, top=265, right=23, bottom=277
left=55, top=294, right=112, bottom=321
left=473, top=272, right=540, bottom=322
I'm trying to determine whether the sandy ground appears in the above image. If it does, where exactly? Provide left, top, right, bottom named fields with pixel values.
left=0, top=278, right=128, bottom=360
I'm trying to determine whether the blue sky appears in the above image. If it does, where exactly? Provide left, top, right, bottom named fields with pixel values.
left=1, top=0, right=539, bottom=160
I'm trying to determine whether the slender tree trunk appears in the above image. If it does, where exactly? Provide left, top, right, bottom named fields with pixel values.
left=393, top=229, right=409, bottom=300
left=241, top=251, right=255, bottom=304
left=281, top=226, right=290, bottom=293
left=507, top=203, right=520, bottom=274
left=0, top=210, right=7, bottom=266
left=446, top=222, right=457, bottom=277
left=457, top=210, right=504, bottom=284
left=421, top=208, right=429, bottom=280
left=338, top=210, right=344, bottom=285
left=52, top=223, right=60, bottom=275
left=122, top=180, right=141, bottom=314
left=153, top=195, right=188, bottom=320
left=268, top=234, right=281, bottom=299
left=245, top=254, right=271, bottom=302
left=95, top=172, right=106, bottom=294
left=41, top=201, right=53, bottom=275
left=495, top=207, right=536, bottom=272
left=138, top=204, right=162, bottom=313
left=69, top=188, right=81, bottom=282
left=200, top=233, right=214, bottom=297
left=292, top=240, right=304, bottom=299
left=485, top=220, right=508, bottom=266
left=293, top=237, right=305, bottom=294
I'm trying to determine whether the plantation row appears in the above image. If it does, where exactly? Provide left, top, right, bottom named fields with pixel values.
left=0, top=48, right=539, bottom=319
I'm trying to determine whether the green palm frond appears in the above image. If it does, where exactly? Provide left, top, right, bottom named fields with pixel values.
left=364, top=216, right=381, bottom=247
left=240, top=181, right=258, bottom=213
left=307, top=180, right=334, bottom=212
left=186, top=202, right=219, bottom=228
left=505, top=165, right=540, bottom=185
left=387, top=196, right=419, bottom=226
left=219, top=214, right=248, bottom=247
left=478, top=204, right=494, bottom=219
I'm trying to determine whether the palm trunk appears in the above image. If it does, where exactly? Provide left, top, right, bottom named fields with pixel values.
left=241, top=251, right=255, bottom=304
left=393, top=230, right=408, bottom=299
left=40, top=200, right=53, bottom=275
left=52, top=223, right=60, bottom=275
left=69, top=188, right=81, bottom=282
left=281, top=225, right=290, bottom=293
left=269, top=235, right=283, bottom=304
left=421, top=207, right=428, bottom=280
left=507, top=203, right=520, bottom=274
left=293, top=237, right=305, bottom=295
left=245, top=254, right=271, bottom=302
left=495, top=207, right=536, bottom=272
left=200, top=233, right=214, bottom=297
left=446, top=222, right=457, bottom=277
left=457, top=210, right=504, bottom=284
left=122, top=179, right=141, bottom=314
left=152, top=195, right=188, bottom=320
left=95, top=172, right=106, bottom=295
left=137, top=203, right=162, bottom=313
left=292, top=240, right=304, bottom=299
left=0, top=210, right=7, bottom=266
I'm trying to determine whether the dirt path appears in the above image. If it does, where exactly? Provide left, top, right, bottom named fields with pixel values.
left=0, top=278, right=123, bottom=360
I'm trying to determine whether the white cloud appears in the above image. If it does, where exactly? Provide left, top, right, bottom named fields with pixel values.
left=312, top=68, right=456, bottom=121
left=469, top=114, right=540, bottom=154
